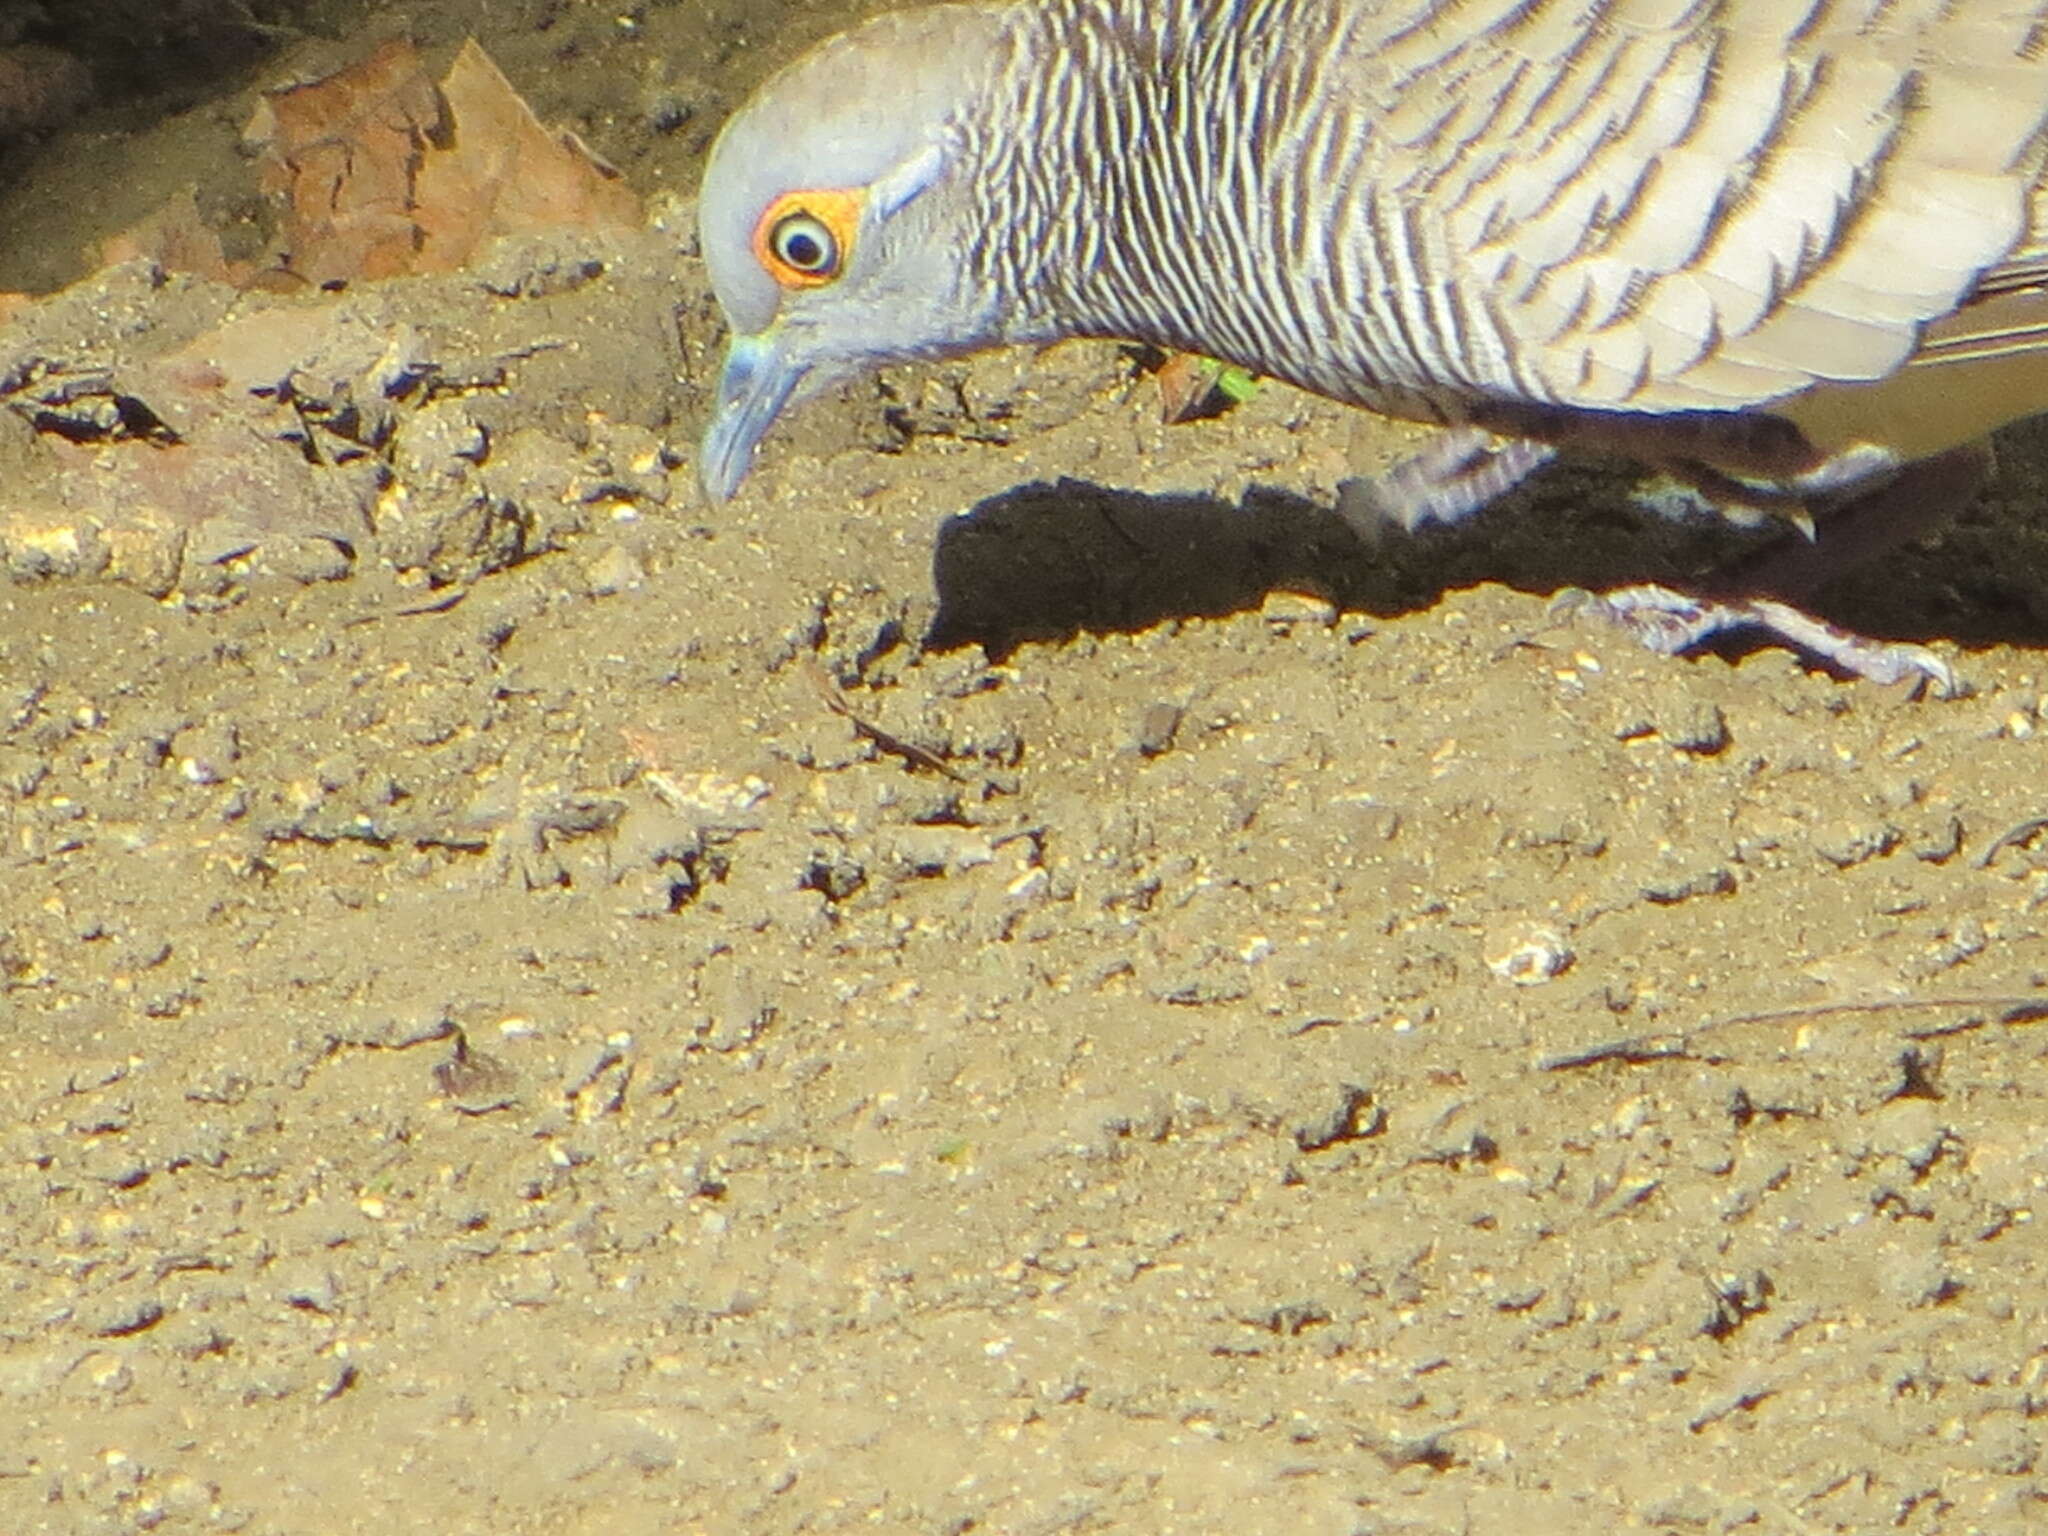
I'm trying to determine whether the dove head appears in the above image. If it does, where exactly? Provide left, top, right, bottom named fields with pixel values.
left=697, top=4, right=1016, bottom=501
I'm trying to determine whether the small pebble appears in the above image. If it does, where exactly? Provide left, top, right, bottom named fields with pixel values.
left=583, top=543, right=645, bottom=596
left=1133, top=700, right=1183, bottom=757
left=1658, top=698, right=1729, bottom=755
left=1485, top=922, right=1574, bottom=985
left=1810, top=819, right=1900, bottom=869
left=1260, top=589, right=1339, bottom=628
left=170, top=723, right=238, bottom=786
left=81, top=1295, right=164, bottom=1339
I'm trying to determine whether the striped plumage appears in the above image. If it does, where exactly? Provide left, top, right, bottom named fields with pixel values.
left=697, top=0, right=2048, bottom=534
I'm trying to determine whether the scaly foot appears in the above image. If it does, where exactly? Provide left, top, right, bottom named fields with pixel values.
left=1554, top=585, right=1960, bottom=696
left=1336, top=429, right=1555, bottom=538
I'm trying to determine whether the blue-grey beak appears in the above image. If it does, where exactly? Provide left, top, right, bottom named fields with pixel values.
left=699, top=330, right=806, bottom=502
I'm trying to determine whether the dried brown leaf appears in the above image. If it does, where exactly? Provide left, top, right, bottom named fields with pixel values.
left=411, top=39, right=640, bottom=271
left=1155, top=352, right=1223, bottom=424
left=84, top=37, right=637, bottom=294
left=244, top=38, right=445, bottom=288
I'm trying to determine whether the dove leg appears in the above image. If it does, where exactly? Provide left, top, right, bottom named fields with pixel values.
left=1337, top=406, right=1833, bottom=541
left=1558, top=588, right=1960, bottom=694
left=1575, top=441, right=1991, bottom=695
left=1335, top=428, right=1556, bottom=538
left=1340, top=400, right=1981, bottom=690
left=1706, top=440, right=1993, bottom=603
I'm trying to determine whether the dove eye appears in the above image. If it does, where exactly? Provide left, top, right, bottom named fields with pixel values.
left=771, top=213, right=837, bottom=275
left=751, top=188, right=863, bottom=289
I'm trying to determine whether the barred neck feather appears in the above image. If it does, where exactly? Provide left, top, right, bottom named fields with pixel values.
left=961, top=0, right=2048, bottom=438
left=966, top=0, right=1477, bottom=420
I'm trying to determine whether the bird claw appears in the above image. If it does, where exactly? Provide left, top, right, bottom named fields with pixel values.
left=1337, top=430, right=1556, bottom=540
left=1555, top=584, right=1962, bottom=698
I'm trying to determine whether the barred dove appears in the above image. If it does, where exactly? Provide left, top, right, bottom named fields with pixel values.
left=697, top=0, right=2048, bottom=686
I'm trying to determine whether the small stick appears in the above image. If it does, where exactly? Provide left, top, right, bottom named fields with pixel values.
left=803, top=661, right=967, bottom=782
left=1540, top=993, right=2048, bottom=1072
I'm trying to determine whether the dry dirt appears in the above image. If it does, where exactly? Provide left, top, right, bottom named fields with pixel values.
left=3, top=3, right=2048, bottom=1534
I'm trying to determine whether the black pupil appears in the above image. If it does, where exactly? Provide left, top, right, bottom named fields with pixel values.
left=782, top=225, right=826, bottom=269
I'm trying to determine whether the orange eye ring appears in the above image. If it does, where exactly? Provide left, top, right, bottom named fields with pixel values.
left=752, top=188, right=865, bottom=289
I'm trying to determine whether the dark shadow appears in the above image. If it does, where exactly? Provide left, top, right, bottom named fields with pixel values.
left=18, top=4, right=349, bottom=122
left=928, top=431, right=2048, bottom=662
left=0, top=2, right=372, bottom=292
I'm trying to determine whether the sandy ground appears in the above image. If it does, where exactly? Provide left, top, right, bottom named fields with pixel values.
left=3, top=4, right=2048, bottom=1534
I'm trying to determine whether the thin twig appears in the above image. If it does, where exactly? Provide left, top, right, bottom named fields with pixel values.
left=1708, top=995, right=2048, bottom=1029
left=803, top=661, right=967, bottom=781
left=1541, top=994, right=2048, bottom=1072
